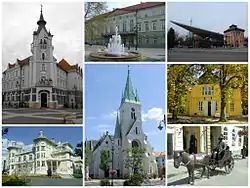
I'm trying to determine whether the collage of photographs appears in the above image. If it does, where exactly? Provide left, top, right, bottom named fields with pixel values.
left=0, top=1, right=248, bottom=187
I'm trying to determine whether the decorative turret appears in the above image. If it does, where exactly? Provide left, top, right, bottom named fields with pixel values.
left=37, top=5, right=47, bottom=27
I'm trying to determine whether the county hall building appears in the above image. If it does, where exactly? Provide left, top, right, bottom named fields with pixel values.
left=2, top=7, right=83, bottom=109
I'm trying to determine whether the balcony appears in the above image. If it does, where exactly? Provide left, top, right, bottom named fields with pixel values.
left=36, top=78, right=53, bottom=87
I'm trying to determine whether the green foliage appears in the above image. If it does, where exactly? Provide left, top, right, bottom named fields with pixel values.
left=123, top=147, right=146, bottom=175
left=47, top=168, right=52, bottom=177
left=153, top=173, right=157, bottom=179
left=167, top=64, right=201, bottom=119
left=84, top=2, right=108, bottom=19
left=73, top=173, right=83, bottom=179
left=85, top=146, right=93, bottom=166
left=75, top=141, right=83, bottom=159
left=167, top=28, right=176, bottom=49
left=99, top=150, right=110, bottom=172
left=2, top=175, right=30, bottom=186
left=123, top=173, right=144, bottom=186
left=100, top=179, right=110, bottom=186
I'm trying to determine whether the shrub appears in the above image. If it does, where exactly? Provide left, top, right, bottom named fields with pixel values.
left=2, top=175, right=29, bottom=186
left=153, top=173, right=157, bottom=179
left=73, top=173, right=83, bottom=179
left=123, top=180, right=132, bottom=186
left=124, top=173, right=144, bottom=186
left=47, top=168, right=52, bottom=177
left=100, top=179, right=110, bottom=186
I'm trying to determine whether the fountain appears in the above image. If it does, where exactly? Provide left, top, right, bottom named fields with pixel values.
left=88, top=26, right=141, bottom=62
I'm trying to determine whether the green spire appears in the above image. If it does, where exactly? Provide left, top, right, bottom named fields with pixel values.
left=121, top=66, right=140, bottom=105
left=135, top=89, right=140, bottom=103
left=114, top=111, right=121, bottom=139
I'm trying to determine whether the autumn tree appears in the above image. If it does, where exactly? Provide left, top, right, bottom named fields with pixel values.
left=167, top=64, right=202, bottom=119
left=84, top=2, right=108, bottom=20
left=198, top=64, right=248, bottom=121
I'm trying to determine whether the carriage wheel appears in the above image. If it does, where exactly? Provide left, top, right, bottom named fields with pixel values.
left=225, top=156, right=234, bottom=174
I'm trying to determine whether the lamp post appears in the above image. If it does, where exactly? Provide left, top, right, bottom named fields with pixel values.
left=158, top=114, right=166, bottom=131
left=73, top=84, right=77, bottom=109
left=111, top=139, right=114, bottom=186
left=135, top=9, right=138, bottom=51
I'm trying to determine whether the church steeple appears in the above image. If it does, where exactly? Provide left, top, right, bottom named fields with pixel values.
left=37, top=5, right=47, bottom=27
left=114, top=111, right=121, bottom=139
left=120, top=66, right=140, bottom=106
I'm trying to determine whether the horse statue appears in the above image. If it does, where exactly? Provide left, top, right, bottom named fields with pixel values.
left=173, top=150, right=211, bottom=185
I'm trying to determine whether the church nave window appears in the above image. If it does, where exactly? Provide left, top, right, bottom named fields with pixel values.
left=131, top=107, right=136, bottom=120
left=136, top=127, right=138, bottom=135
left=42, top=63, right=46, bottom=71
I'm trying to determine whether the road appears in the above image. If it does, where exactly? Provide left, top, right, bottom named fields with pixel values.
left=27, top=177, right=83, bottom=186
left=167, top=158, right=248, bottom=186
left=85, top=178, right=166, bottom=186
left=2, top=108, right=82, bottom=124
left=168, top=48, right=248, bottom=62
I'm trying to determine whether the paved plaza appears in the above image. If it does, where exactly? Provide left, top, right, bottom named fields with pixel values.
left=85, top=178, right=165, bottom=186
left=167, top=158, right=248, bottom=186
left=85, top=45, right=165, bottom=62
left=26, top=177, right=83, bottom=186
left=168, top=48, right=248, bottom=62
left=2, top=108, right=82, bottom=124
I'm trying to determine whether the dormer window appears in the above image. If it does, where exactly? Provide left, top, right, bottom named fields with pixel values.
left=42, top=53, right=45, bottom=61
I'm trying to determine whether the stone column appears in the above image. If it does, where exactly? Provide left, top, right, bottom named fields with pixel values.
left=206, top=126, right=211, bottom=153
left=51, top=160, right=53, bottom=174
left=56, top=161, right=58, bottom=173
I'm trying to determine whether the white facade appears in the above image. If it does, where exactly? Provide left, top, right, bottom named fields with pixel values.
left=2, top=7, right=83, bottom=109
left=87, top=69, right=158, bottom=178
left=7, top=131, right=82, bottom=176
left=169, top=125, right=245, bottom=159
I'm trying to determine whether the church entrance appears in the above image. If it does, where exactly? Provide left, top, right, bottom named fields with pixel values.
left=41, top=93, right=47, bottom=108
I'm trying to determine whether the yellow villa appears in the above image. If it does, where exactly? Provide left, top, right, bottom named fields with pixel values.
left=186, top=84, right=242, bottom=117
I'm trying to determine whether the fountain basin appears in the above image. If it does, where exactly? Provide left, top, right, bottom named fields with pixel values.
left=89, top=51, right=141, bottom=62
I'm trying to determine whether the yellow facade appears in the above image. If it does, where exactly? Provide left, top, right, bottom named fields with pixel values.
left=187, top=84, right=242, bottom=117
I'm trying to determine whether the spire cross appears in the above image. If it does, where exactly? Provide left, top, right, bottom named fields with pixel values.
left=41, top=4, right=43, bottom=12
left=128, top=65, right=130, bottom=75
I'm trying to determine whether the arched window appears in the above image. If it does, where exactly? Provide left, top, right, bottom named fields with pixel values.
left=44, top=39, right=47, bottom=44
left=232, top=129, right=236, bottom=146
left=131, top=107, right=136, bottom=120
left=42, top=53, right=45, bottom=61
left=40, top=39, right=43, bottom=44
left=223, top=127, right=228, bottom=143
left=135, top=127, right=138, bottom=135
left=132, top=140, right=139, bottom=148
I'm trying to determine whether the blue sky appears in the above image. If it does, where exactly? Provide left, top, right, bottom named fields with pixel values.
left=2, top=127, right=82, bottom=156
left=85, top=64, right=166, bottom=152
left=168, top=2, right=248, bottom=36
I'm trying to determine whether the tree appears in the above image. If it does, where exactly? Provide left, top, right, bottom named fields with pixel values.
left=99, top=150, right=110, bottom=175
left=167, top=65, right=201, bottom=119
left=74, top=141, right=83, bottom=159
left=84, top=2, right=108, bottom=20
left=123, top=147, right=146, bottom=175
left=199, top=64, right=248, bottom=121
left=167, top=27, right=176, bottom=49
left=2, top=128, right=8, bottom=136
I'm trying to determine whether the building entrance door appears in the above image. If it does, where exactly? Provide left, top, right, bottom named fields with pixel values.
left=41, top=93, right=47, bottom=107
left=208, top=101, right=211, bottom=116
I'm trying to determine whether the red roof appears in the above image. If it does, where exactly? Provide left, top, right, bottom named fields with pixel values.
left=58, top=59, right=78, bottom=71
left=17, top=56, right=31, bottom=66
left=8, top=63, right=15, bottom=69
left=121, top=2, right=165, bottom=11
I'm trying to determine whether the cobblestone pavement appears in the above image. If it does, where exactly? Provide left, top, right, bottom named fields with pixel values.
left=85, top=45, right=165, bottom=61
left=85, top=178, right=166, bottom=186
left=2, top=108, right=82, bottom=124
left=168, top=48, right=248, bottom=62
left=167, top=158, right=248, bottom=186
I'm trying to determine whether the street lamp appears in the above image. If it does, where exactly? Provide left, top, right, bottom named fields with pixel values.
left=111, top=139, right=115, bottom=186
left=134, top=9, right=138, bottom=51
left=158, top=114, right=166, bottom=130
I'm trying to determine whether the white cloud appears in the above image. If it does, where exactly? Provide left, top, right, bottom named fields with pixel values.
left=2, top=138, right=34, bottom=157
left=94, top=124, right=114, bottom=133
left=142, top=107, right=164, bottom=122
left=102, top=111, right=117, bottom=119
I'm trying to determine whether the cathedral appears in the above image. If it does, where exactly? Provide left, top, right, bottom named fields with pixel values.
left=2, top=6, right=83, bottom=109
left=86, top=68, right=158, bottom=178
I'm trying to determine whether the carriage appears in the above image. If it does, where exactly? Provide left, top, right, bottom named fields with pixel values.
left=173, top=147, right=235, bottom=185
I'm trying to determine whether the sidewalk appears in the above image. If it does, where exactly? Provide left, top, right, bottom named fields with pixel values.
left=167, top=160, right=187, bottom=178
